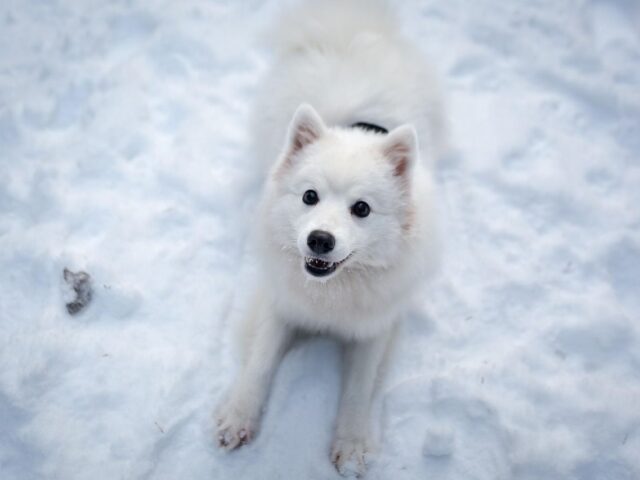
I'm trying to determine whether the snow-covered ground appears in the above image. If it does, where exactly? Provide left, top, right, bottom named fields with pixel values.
left=1, top=1, right=639, bottom=479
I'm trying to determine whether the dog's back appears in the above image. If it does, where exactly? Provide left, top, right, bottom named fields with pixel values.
left=251, top=0, right=444, bottom=171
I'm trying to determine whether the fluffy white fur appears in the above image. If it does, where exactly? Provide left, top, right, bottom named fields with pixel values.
left=216, top=0, right=443, bottom=476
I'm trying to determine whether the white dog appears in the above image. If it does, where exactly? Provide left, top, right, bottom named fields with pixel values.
left=216, top=0, right=443, bottom=476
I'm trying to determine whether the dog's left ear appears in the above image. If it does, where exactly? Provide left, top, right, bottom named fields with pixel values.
left=382, top=125, right=418, bottom=179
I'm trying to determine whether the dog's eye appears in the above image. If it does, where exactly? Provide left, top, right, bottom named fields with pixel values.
left=351, top=200, right=370, bottom=218
left=302, top=189, right=319, bottom=205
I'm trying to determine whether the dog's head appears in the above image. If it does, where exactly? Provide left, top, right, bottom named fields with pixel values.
left=265, top=104, right=418, bottom=282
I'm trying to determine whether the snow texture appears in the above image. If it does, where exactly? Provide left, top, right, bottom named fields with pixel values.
left=1, top=1, right=639, bottom=479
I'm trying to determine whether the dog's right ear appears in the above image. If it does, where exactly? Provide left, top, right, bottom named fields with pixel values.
left=287, top=103, right=326, bottom=154
left=276, top=104, right=326, bottom=174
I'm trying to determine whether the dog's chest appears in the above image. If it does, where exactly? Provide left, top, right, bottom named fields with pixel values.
left=274, top=275, right=404, bottom=339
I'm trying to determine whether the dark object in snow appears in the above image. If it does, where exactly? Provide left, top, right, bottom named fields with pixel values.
left=63, top=268, right=93, bottom=315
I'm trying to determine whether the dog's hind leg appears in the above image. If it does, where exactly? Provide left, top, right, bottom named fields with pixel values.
left=331, top=328, right=396, bottom=477
left=215, top=304, right=292, bottom=450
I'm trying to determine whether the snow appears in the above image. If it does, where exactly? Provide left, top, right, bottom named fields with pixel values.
left=422, top=424, right=455, bottom=458
left=1, top=0, right=639, bottom=479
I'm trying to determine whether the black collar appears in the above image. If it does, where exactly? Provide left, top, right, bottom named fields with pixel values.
left=351, top=122, right=388, bottom=134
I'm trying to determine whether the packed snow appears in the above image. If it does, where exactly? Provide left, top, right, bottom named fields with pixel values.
left=1, top=1, right=639, bottom=479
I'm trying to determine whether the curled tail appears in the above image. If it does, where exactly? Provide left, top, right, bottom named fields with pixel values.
left=267, top=0, right=399, bottom=56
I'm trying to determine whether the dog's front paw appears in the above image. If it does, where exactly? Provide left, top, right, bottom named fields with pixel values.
left=331, top=436, right=373, bottom=477
left=214, top=401, right=259, bottom=451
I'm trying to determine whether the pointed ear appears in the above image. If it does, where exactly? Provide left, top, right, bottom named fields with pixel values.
left=274, top=104, right=326, bottom=176
left=287, top=103, right=326, bottom=156
left=381, top=124, right=418, bottom=178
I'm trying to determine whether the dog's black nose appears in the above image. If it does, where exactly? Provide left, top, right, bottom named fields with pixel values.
left=307, top=230, right=335, bottom=254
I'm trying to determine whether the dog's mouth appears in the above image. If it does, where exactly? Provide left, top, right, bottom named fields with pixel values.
left=304, top=254, right=352, bottom=278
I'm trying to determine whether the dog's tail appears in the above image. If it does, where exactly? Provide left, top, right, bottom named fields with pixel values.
left=266, top=0, right=399, bottom=56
